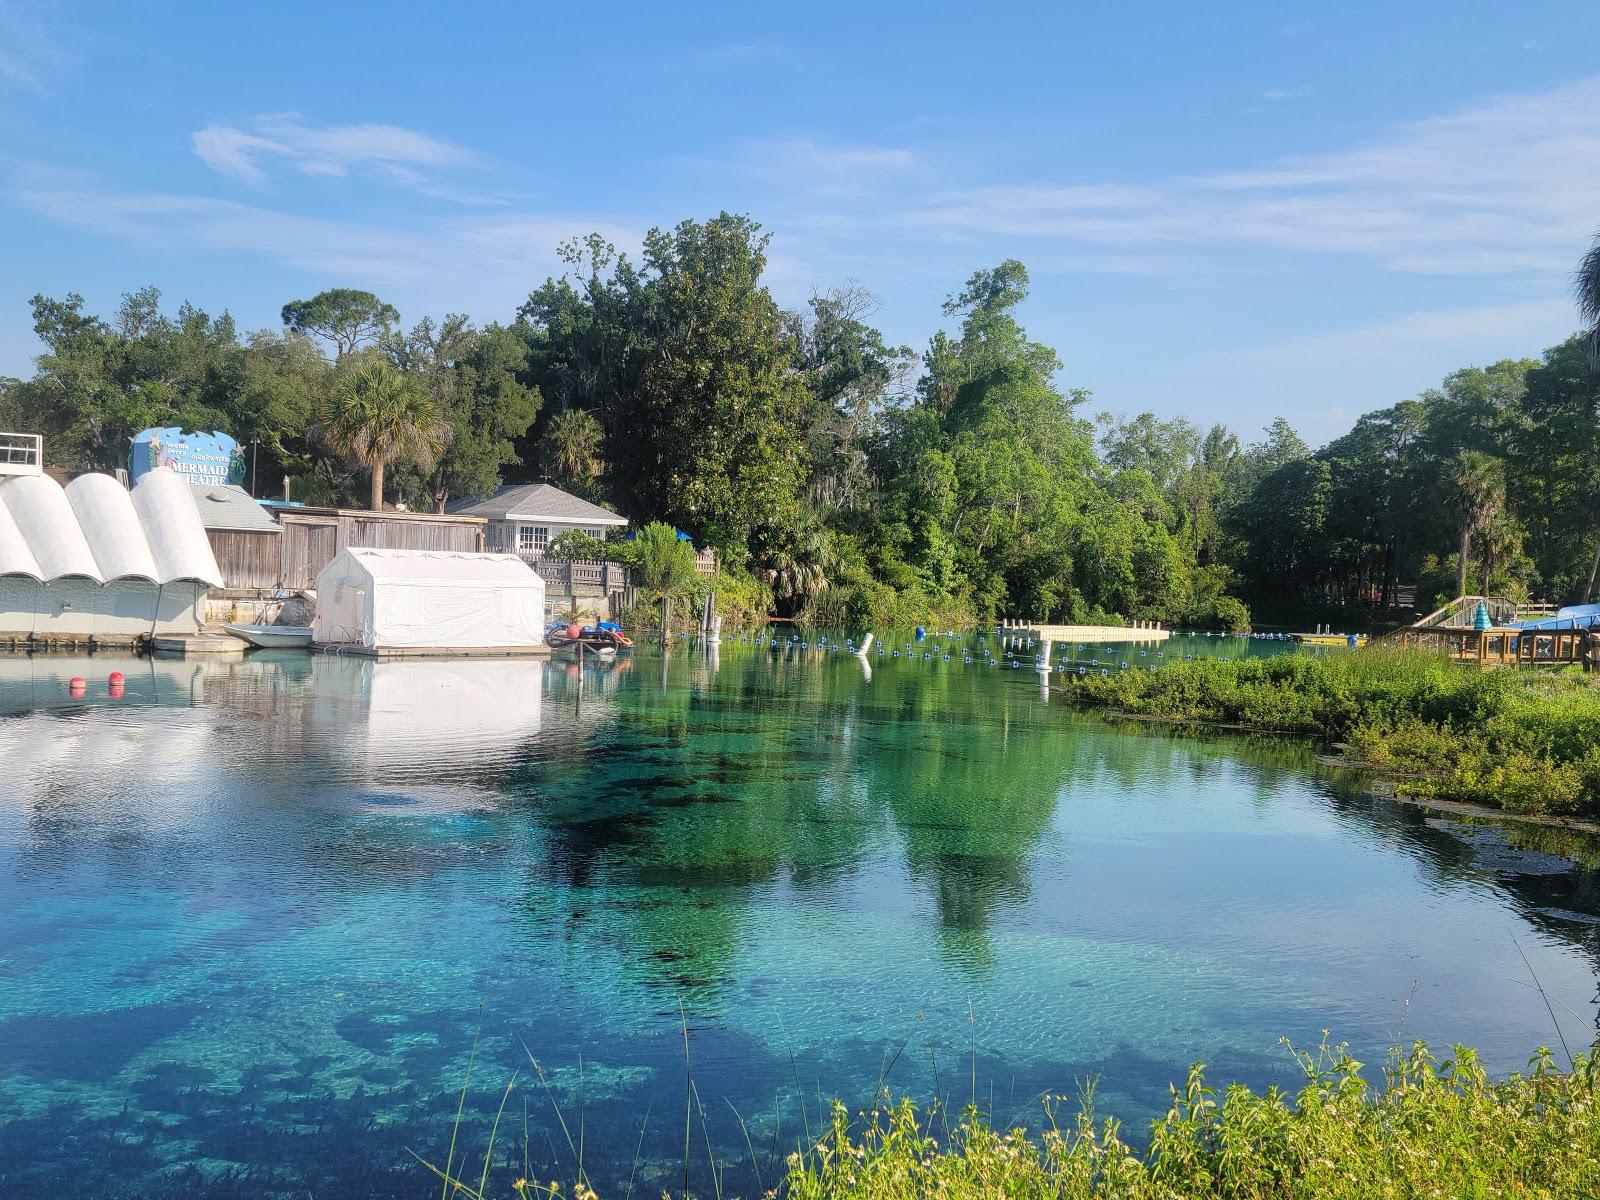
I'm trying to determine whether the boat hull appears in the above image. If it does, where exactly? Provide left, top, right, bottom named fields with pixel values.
left=224, top=624, right=314, bottom=650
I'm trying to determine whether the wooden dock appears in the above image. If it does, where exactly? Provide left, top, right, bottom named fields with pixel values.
left=152, top=629, right=249, bottom=655
left=1001, top=620, right=1170, bottom=644
left=1384, top=595, right=1592, bottom=668
left=1391, top=624, right=1590, bottom=668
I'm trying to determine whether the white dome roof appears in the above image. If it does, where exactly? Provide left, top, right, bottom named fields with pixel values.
left=0, top=467, right=222, bottom=586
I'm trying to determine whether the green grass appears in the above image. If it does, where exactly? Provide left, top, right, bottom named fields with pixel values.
left=1062, top=648, right=1600, bottom=818
left=424, top=1040, right=1600, bottom=1198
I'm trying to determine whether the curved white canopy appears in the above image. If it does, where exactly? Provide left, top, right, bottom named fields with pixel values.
left=1, top=474, right=101, bottom=579
left=0, top=467, right=223, bottom=586
left=130, top=468, right=223, bottom=586
left=0, top=496, right=43, bottom=579
left=67, top=472, right=161, bottom=581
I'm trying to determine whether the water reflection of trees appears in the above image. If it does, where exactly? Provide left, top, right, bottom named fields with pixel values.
left=12, top=646, right=1598, bottom=1014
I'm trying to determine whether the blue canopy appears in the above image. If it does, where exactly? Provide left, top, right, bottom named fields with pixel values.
left=623, top=528, right=695, bottom=542
left=1515, top=603, right=1600, bottom=631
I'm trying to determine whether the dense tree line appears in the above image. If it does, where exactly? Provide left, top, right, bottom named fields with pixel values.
left=1229, top=341, right=1600, bottom=617
left=4, top=212, right=1600, bottom=628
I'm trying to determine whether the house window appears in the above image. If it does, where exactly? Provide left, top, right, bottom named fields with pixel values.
left=517, top=524, right=549, bottom=555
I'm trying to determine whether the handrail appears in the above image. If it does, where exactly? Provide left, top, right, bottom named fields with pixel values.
left=0, top=432, right=43, bottom=475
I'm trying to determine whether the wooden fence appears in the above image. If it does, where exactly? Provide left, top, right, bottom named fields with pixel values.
left=208, top=508, right=487, bottom=591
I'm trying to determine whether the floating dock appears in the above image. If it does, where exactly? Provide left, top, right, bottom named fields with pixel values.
left=1003, top=621, right=1170, bottom=644
left=152, top=629, right=248, bottom=655
left=309, top=643, right=551, bottom=660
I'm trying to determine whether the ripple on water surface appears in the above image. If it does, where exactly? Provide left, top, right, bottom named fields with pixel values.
left=0, top=640, right=1597, bottom=1198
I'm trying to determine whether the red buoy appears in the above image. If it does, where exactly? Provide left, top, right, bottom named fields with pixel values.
left=68, top=677, right=86, bottom=692
left=566, top=623, right=582, bottom=639
left=108, top=671, right=125, bottom=685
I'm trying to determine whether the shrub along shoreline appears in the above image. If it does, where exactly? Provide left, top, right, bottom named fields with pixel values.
left=1061, top=649, right=1600, bottom=820
left=451, top=1041, right=1600, bottom=1198
left=782, top=1043, right=1600, bottom=1200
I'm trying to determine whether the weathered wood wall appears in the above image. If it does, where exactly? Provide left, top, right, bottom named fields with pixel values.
left=206, top=530, right=282, bottom=589
left=213, top=510, right=487, bottom=591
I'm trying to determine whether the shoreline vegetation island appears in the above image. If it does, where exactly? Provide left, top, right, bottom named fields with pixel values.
left=8, top=9, right=1600, bottom=1195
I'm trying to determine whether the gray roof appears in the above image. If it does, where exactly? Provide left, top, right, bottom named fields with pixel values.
left=447, top=483, right=628, bottom=525
left=188, top=483, right=281, bottom=533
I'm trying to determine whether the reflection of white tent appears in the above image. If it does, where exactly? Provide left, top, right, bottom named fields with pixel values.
left=304, top=657, right=545, bottom=773
left=0, top=467, right=222, bottom=637
left=313, top=548, right=545, bottom=651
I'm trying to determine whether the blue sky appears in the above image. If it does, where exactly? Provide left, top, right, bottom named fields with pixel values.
left=2, top=1, right=1596, bottom=444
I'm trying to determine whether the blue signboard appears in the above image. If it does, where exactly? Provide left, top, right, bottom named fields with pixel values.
left=129, top=428, right=246, bottom=487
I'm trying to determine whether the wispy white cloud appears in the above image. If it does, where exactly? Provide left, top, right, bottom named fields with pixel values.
left=8, top=161, right=640, bottom=310
left=904, top=77, right=1600, bottom=280
left=192, top=114, right=485, bottom=199
left=694, top=40, right=792, bottom=65
left=1225, top=298, right=1577, bottom=371
left=0, top=0, right=74, bottom=94
left=737, top=138, right=917, bottom=186
left=1260, top=84, right=1311, bottom=101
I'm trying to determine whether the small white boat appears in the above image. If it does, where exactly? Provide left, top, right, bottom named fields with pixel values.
left=224, top=624, right=314, bottom=650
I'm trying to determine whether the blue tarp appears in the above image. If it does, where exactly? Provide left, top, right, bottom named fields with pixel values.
left=1515, top=603, right=1600, bottom=631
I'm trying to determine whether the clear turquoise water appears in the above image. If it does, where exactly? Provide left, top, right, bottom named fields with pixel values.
left=2, top=634, right=1598, bottom=1198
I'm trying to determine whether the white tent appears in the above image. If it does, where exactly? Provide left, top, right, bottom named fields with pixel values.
left=313, top=548, right=546, bottom=651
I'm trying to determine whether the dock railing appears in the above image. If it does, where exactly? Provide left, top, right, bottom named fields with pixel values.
left=0, top=432, right=43, bottom=477
left=1390, top=623, right=1591, bottom=668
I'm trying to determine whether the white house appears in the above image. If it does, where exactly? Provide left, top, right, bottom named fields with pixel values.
left=447, top=483, right=627, bottom=560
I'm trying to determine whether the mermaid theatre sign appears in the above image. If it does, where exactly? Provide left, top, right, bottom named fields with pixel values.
left=129, top=428, right=247, bottom=488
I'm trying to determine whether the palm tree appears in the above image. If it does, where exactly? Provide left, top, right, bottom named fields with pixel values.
left=1577, top=230, right=1600, bottom=359
left=632, top=521, right=700, bottom=639
left=543, top=409, right=605, bottom=492
left=1447, top=451, right=1505, bottom=598
left=762, top=524, right=833, bottom=614
left=1473, top=510, right=1523, bottom=597
left=318, top=360, right=447, bottom=511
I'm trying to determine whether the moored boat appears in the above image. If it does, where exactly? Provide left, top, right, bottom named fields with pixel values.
left=545, top=620, right=632, bottom=658
left=224, top=623, right=314, bottom=649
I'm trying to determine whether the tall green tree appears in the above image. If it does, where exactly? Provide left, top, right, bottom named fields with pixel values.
left=282, top=289, right=399, bottom=358
left=518, top=214, right=808, bottom=566
left=385, top=317, right=540, bottom=511
left=317, top=358, right=447, bottom=511
left=542, top=408, right=605, bottom=495
left=1577, top=228, right=1600, bottom=356
left=1446, top=450, right=1506, bottom=598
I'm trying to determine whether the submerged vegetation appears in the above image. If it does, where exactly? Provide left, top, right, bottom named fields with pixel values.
left=1065, top=649, right=1600, bottom=817
left=430, top=1040, right=1600, bottom=1199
